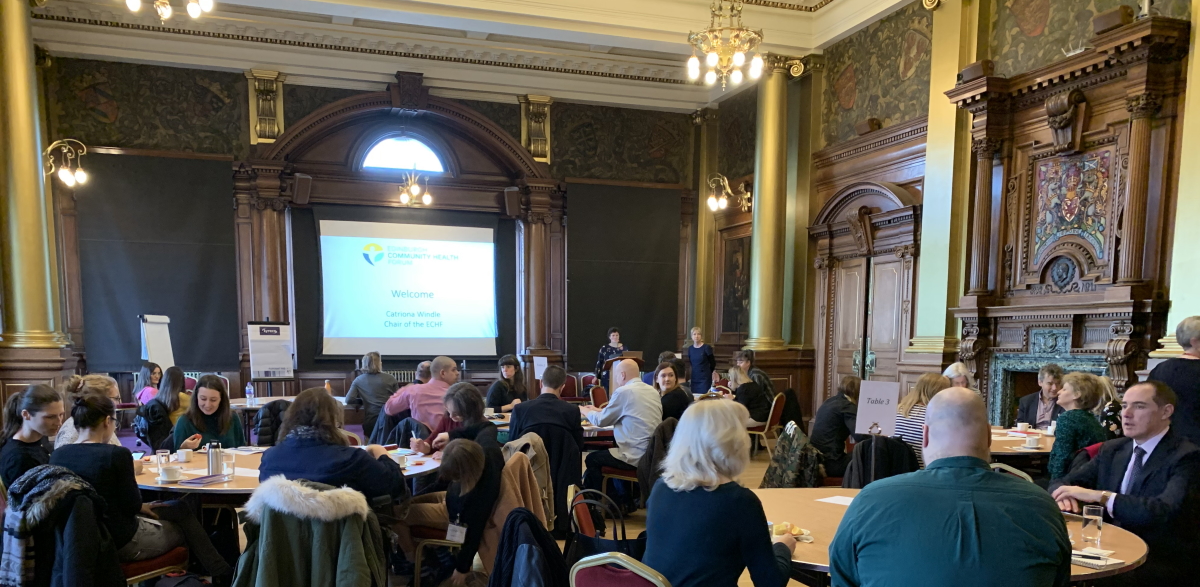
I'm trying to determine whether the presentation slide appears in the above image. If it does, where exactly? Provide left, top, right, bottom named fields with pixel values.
left=319, top=220, right=498, bottom=356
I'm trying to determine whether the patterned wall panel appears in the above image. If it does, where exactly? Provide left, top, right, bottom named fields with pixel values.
left=47, top=57, right=249, bottom=158
left=284, top=85, right=371, bottom=127
left=455, top=99, right=521, bottom=141
left=821, top=1, right=932, bottom=148
left=550, top=101, right=692, bottom=183
left=990, top=0, right=1190, bottom=77
left=718, top=86, right=758, bottom=180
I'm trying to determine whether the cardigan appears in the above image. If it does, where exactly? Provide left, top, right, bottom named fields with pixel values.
left=173, top=411, right=246, bottom=450
left=1047, top=408, right=1108, bottom=480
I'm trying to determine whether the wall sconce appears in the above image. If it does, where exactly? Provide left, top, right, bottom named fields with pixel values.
left=398, top=172, right=433, bottom=206
left=706, top=172, right=751, bottom=212
left=43, top=139, right=89, bottom=187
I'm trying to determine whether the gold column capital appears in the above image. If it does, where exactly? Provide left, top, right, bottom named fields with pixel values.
left=906, top=335, right=962, bottom=355
left=519, top=95, right=553, bottom=164
left=245, top=69, right=286, bottom=145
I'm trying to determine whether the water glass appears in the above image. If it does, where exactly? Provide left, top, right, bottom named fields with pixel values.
left=1082, top=505, right=1104, bottom=545
left=155, top=450, right=171, bottom=472
left=221, top=451, right=236, bottom=476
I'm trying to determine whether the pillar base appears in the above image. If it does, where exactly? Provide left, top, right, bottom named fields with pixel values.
left=0, top=331, right=72, bottom=349
left=743, top=336, right=787, bottom=351
left=1149, top=336, right=1183, bottom=358
left=0, top=347, right=71, bottom=399
left=906, top=335, right=961, bottom=355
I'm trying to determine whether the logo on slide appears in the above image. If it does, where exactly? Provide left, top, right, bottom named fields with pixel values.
left=362, top=243, right=384, bottom=265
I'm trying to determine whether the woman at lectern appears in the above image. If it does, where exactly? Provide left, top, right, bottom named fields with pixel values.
left=486, top=354, right=527, bottom=413
left=594, top=327, right=626, bottom=390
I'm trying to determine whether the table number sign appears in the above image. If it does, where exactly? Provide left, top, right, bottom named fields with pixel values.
left=855, top=381, right=901, bottom=436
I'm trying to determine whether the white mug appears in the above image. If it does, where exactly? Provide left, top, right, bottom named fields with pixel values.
left=176, top=449, right=193, bottom=463
left=1016, top=423, right=1030, bottom=432
left=484, top=408, right=495, bottom=416
left=395, top=455, right=408, bottom=467
left=159, top=465, right=183, bottom=481
left=1024, top=436, right=1040, bottom=448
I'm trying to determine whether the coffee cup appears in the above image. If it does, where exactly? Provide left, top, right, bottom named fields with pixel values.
left=395, top=455, right=408, bottom=468
left=1016, top=423, right=1030, bottom=432
left=484, top=408, right=495, bottom=417
left=159, top=465, right=183, bottom=481
left=176, top=449, right=193, bottom=463
left=1024, top=435, right=1040, bottom=448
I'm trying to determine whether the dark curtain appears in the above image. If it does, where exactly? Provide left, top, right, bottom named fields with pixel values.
left=566, top=183, right=680, bottom=372
left=74, top=154, right=239, bottom=372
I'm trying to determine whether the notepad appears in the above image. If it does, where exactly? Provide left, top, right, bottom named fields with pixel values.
left=816, top=496, right=855, bottom=506
left=1071, top=556, right=1124, bottom=570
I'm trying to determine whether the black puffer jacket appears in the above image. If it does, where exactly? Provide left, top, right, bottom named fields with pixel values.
left=253, top=400, right=291, bottom=447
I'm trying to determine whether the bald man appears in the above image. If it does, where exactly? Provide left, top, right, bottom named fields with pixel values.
left=383, top=356, right=460, bottom=431
left=829, top=388, right=1071, bottom=587
left=580, top=359, right=662, bottom=511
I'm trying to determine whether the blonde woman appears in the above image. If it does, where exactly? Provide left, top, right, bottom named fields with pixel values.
left=643, top=400, right=797, bottom=587
left=1048, top=372, right=1107, bottom=480
left=56, top=374, right=124, bottom=448
left=346, top=351, right=399, bottom=440
left=894, top=373, right=952, bottom=468
left=1095, top=375, right=1122, bottom=439
left=941, top=362, right=977, bottom=391
left=726, top=366, right=771, bottom=425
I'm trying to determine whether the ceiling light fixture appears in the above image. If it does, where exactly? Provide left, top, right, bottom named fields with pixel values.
left=686, top=1, right=763, bottom=90
left=398, top=173, right=433, bottom=207
left=44, top=139, right=89, bottom=188
left=123, top=0, right=216, bottom=21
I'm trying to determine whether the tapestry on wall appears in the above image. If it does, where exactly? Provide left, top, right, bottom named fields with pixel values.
left=284, top=85, right=371, bottom=127
left=821, top=1, right=931, bottom=147
left=990, top=0, right=1191, bottom=77
left=47, top=58, right=248, bottom=158
left=1033, top=149, right=1112, bottom=263
left=721, top=236, right=752, bottom=334
left=718, top=86, right=757, bottom=180
left=550, top=102, right=691, bottom=184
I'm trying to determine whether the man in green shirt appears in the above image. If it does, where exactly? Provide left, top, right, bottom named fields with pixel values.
left=829, top=387, right=1071, bottom=587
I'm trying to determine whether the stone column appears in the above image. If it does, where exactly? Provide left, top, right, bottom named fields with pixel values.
left=1116, top=93, right=1160, bottom=285
left=524, top=210, right=549, bottom=352
left=0, top=0, right=69, bottom=350
left=967, top=137, right=1001, bottom=296
left=691, top=109, right=719, bottom=340
left=744, top=55, right=789, bottom=351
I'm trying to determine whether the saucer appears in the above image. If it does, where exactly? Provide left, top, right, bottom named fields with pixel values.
left=155, top=477, right=181, bottom=484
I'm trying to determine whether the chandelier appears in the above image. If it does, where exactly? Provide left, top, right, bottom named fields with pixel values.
left=43, top=139, right=89, bottom=187
left=124, top=0, right=215, bottom=20
left=687, top=1, right=763, bottom=89
left=398, top=173, right=433, bottom=207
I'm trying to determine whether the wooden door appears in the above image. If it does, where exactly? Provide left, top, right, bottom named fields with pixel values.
left=832, top=257, right=870, bottom=383
left=865, top=254, right=905, bottom=381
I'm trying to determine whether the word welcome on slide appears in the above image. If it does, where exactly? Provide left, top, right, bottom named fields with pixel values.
left=319, top=220, right=498, bottom=356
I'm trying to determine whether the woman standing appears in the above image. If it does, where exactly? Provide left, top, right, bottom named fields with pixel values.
left=1148, top=316, right=1200, bottom=445
left=346, top=351, right=399, bottom=439
left=154, top=366, right=192, bottom=426
left=486, top=354, right=527, bottom=413
left=594, top=327, right=626, bottom=389
left=654, top=362, right=693, bottom=422
left=684, top=327, right=716, bottom=396
left=894, top=373, right=951, bottom=468
left=56, top=374, right=124, bottom=448
left=727, top=367, right=770, bottom=425
left=1048, top=372, right=1108, bottom=480
left=174, top=374, right=245, bottom=450
left=0, top=385, right=64, bottom=487
left=1095, top=375, right=1123, bottom=439
left=135, top=362, right=162, bottom=405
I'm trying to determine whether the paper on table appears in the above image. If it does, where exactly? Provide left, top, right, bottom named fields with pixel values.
left=816, top=495, right=855, bottom=506
left=181, top=467, right=257, bottom=478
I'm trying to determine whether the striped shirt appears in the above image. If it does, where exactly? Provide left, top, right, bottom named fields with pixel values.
left=895, top=404, right=928, bottom=468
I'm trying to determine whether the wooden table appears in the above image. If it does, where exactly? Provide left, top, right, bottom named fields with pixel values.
left=752, top=488, right=1146, bottom=583
left=991, top=428, right=1056, bottom=455
left=136, top=447, right=440, bottom=494
left=489, top=413, right=615, bottom=438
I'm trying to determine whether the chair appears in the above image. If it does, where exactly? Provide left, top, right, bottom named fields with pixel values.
left=184, top=376, right=197, bottom=391
left=410, top=526, right=460, bottom=587
left=570, top=552, right=671, bottom=587
left=713, top=385, right=732, bottom=395
left=581, top=373, right=597, bottom=389
left=561, top=375, right=585, bottom=402
left=991, top=462, right=1034, bottom=483
left=600, top=466, right=639, bottom=507
left=120, top=547, right=189, bottom=585
left=589, top=386, right=608, bottom=409
left=747, top=392, right=786, bottom=458
left=567, top=485, right=597, bottom=538
left=343, top=430, right=362, bottom=446
left=216, top=374, right=231, bottom=391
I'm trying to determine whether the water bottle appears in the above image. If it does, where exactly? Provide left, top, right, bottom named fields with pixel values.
left=245, top=382, right=255, bottom=404
left=207, top=441, right=223, bottom=476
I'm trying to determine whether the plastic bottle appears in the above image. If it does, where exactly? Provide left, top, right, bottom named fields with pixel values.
left=245, top=382, right=255, bottom=404
left=324, top=379, right=332, bottom=394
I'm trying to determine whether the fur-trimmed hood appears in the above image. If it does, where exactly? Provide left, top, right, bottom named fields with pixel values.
left=6, top=465, right=92, bottom=529
left=243, top=475, right=370, bottom=523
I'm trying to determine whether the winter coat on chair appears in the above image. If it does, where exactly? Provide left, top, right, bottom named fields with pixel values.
left=502, top=432, right=554, bottom=530
left=760, top=421, right=824, bottom=489
left=477, top=452, right=547, bottom=575
left=233, top=476, right=388, bottom=587
left=252, top=400, right=290, bottom=447
left=636, top=418, right=678, bottom=503
left=485, top=507, right=569, bottom=587
left=840, top=435, right=920, bottom=489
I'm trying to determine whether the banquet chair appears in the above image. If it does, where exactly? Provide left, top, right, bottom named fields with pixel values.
left=990, top=462, right=1034, bottom=483
left=567, top=485, right=597, bottom=538
left=713, top=385, right=732, bottom=395
left=410, top=526, right=460, bottom=587
left=121, top=547, right=189, bottom=585
left=570, top=552, right=670, bottom=587
left=581, top=373, right=598, bottom=389
left=589, top=387, right=608, bottom=409
left=747, top=392, right=786, bottom=458
left=562, top=375, right=587, bottom=403
left=600, top=467, right=639, bottom=507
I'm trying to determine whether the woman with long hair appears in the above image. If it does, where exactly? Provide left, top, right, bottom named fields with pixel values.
left=56, top=374, right=123, bottom=448
left=485, top=354, right=527, bottom=413
left=135, top=362, right=162, bottom=404
left=174, top=374, right=245, bottom=450
left=259, top=388, right=405, bottom=501
left=50, top=391, right=231, bottom=577
left=154, top=366, right=192, bottom=425
left=346, top=351, right=399, bottom=440
left=894, top=373, right=952, bottom=468
left=0, top=384, right=64, bottom=487
left=1095, top=375, right=1122, bottom=439
left=654, top=361, right=693, bottom=422
left=413, top=382, right=498, bottom=454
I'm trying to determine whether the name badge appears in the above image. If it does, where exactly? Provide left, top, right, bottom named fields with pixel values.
left=445, top=523, right=467, bottom=544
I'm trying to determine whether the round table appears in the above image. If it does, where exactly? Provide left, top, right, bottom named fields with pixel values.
left=751, top=488, right=1147, bottom=582
left=136, top=447, right=440, bottom=494
left=489, top=413, right=614, bottom=438
left=991, top=428, right=1056, bottom=455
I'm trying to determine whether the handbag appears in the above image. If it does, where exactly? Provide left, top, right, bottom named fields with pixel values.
left=562, top=490, right=646, bottom=566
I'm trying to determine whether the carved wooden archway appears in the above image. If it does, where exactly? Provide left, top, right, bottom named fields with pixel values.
left=232, top=72, right=564, bottom=388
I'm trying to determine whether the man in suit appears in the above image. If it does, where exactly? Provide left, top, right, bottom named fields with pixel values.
left=509, top=365, right=584, bottom=537
left=1050, top=380, right=1200, bottom=584
left=1017, top=364, right=1065, bottom=428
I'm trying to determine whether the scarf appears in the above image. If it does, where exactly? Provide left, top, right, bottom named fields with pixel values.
left=0, top=465, right=94, bottom=587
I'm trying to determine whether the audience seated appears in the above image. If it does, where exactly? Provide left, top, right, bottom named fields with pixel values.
left=642, top=351, right=677, bottom=386
left=683, top=326, right=716, bottom=396
left=594, top=327, right=626, bottom=389
left=0, top=384, right=64, bottom=487
left=259, top=388, right=405, bottom=502
left=1050, top=381, right=1200, bottom=584
left=49, top=391, right=232, bottom=578
left=134, top=361, right=162, bottom=405
left=652, top=361, right=693, bottom=422
left=643, top=400, right=796, bottom=587
left=726, top=365, right=771, bottom=425
left=155, top=366, right=192, bottom=426
left=412, top=382, right=499, bottom=454
left=508, top=365, right=584, bottom=537
left=894, top=373, right=951, bottom=468
left=1017, top=364, right=1064, bottom=429
left=810, top=375, right=860, bottom=478
left=940, top=361, right=977, bottom=391
left=56, top=374, right=123, bottom=448
left=830, top=387, right=1071, bottom=586
left=1047, top=372, right=1107, bottom=480
left=580, top=359, right=662, bottom=511
left=1148, top=316, right=1200, bottom=445
left=1095, top=375, right=1123, bottom=439
left=734, top=350, right=774, bottom=398
left=384, top=355, right=459, bottom=430
left=174, top=374, right=245, bottom=450
left=486, top=354, right=528, bottom=413
left=346, top=351, right=400, bottom=440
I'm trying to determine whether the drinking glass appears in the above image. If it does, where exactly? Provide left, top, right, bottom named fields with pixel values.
left=155, top=450, right=171, bottom=472
left=1082, top=505, right=1104, bottom=545
left=221, top=451, right=236, bottom=476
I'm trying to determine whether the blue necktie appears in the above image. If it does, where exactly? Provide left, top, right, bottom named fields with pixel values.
left=1123, top=446, right=1146, bottom=494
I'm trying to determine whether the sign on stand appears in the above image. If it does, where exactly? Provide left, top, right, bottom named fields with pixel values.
left=248, top=322, right=294, bottom=381
left=855, top=381, right=902, bottom=437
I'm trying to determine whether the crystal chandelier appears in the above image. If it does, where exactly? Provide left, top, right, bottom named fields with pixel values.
left=124, top=0, right=215, bottom=20
left=398, top=173, right=433, bottom=207
left=687, top=1, right=763, bottom=89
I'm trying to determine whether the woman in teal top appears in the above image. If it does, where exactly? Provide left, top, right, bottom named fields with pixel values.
left=175, top=374, right=245, bottom=450
left=1047, top=372, right=1108, bottom=480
